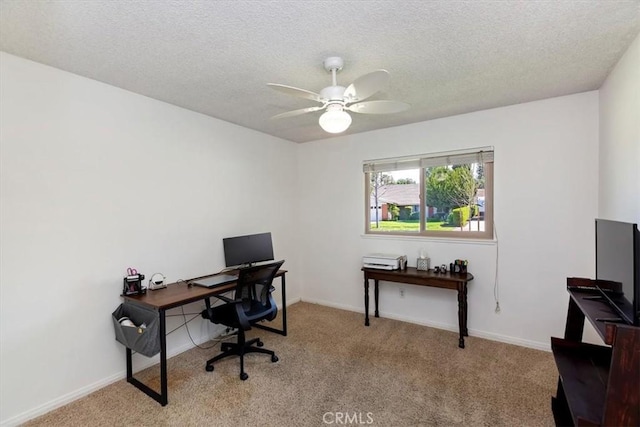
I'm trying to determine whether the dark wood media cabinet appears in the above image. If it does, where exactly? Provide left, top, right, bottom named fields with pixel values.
left=551, top=277, right=639, bottom=426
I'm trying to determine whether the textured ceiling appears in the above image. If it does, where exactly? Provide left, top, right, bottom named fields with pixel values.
left=1, top=1, right=639, bottom=143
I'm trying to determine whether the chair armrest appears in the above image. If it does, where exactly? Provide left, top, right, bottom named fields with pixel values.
left=201, top=296, right=243, bottom=323
left=233, top=304, right=251, bottom=330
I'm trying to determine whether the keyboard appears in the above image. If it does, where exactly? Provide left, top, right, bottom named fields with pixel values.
left=191, top=274, right=238, bottom=288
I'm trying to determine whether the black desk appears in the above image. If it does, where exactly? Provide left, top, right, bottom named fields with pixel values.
left=362, top=267, right=473, bottom=348
left=121, top=270, right=287, bottom=405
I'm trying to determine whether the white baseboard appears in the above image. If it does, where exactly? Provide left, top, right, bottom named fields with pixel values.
left=2, top=299, right=302, bottom=427
left=0, top=336, right=211, bottom=427
left=300, top=297, right=551, bottom=352
left=1, top=371, right=124, bottom=427
left=285, top=296, right=301, bottom=306
left=6, top=297, right=546, bottom=427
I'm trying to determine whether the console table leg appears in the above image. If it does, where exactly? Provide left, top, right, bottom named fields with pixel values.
left=457, top=284, right=465, bottom=348
left=364, top=277, right=370, bottom=326
left=463, top=283, right=469, bottom=336
left=374, top=279, right=379, bottom=318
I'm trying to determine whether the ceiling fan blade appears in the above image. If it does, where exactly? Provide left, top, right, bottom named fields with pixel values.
left=346, top=100, right=410, bottom=114
left=267, top=83, right=321, bottom=102
left=270, top=106, right=324, bottom=120
left=343, top=70, right=390, bottom=102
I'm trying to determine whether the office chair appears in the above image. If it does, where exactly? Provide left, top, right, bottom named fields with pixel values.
left=201, top=260, right=284, bottom=380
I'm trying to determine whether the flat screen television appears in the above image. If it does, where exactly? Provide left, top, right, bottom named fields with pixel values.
left=595, top=219, right=640, bottom=326
left=223, top=232, right=274, bottom=268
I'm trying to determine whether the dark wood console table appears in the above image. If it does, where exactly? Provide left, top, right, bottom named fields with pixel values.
left=362, top=267, right=474, bottom=348
left=551, top=277, right=639, bottom=426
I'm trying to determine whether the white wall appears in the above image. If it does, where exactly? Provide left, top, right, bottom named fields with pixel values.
left=0, top=53, right=299, bottom=425
left=6, top=36, right=636, bottom=423
left=599, top=32, right=640, bottom=223
left=297, top=91, right=599, bottom=350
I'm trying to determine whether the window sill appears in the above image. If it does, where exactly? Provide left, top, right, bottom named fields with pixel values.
left=361, top=233, right=497, bottom=246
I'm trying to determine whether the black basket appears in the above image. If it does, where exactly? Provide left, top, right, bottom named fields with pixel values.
left=112, top=302, right=160, bottom=357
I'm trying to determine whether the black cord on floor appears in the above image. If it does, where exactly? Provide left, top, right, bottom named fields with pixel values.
left=179, top=306, right=236, bottom=350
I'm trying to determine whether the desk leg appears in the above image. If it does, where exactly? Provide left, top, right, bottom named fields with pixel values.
left=126, top=347, right=133, bottom=380
left=374, top=279, right=380, bottom=318
left=159, top=310, right=167, bottom=405
left=364, top=276, right=370, bottom=326
left=281, top=274, right=287, bottom=336
left=457, top=284, right=465, bottom=349
left=125, top=308, right=168, bottom=406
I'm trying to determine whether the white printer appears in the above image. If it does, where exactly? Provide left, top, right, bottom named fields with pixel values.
left=362, top=253, right=406, bottom=270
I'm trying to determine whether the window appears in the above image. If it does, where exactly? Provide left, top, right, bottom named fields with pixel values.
left=364, top=148, right=493, bottom=239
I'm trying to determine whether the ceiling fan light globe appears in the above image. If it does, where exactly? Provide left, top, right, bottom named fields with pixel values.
left=319, top=108, right=352, bottom=133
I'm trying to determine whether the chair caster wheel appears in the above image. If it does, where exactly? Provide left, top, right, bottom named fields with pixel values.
left=271, top=355, right=279, bottom=363
left=240, top=372, right=248, bottom=381
left=206, top=365, right=214, bottom=372
left=257, top=340, right=264, bottom=347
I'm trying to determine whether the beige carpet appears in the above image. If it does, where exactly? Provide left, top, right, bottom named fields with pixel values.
left=25, top=302, right=557, bottom=426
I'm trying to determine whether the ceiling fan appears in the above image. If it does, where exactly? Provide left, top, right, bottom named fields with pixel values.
left=268, top=57, right=410, bottom=134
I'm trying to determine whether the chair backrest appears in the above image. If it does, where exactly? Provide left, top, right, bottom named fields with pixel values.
left=234, top=260, right=285, bottom=314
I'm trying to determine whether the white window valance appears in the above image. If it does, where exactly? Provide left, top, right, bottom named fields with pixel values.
left=363, top=147, right=494, bottom=173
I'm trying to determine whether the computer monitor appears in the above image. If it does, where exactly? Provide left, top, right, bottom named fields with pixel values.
left=223, top=232, right=274, bottom=267
left=595, top=219, right=640, bottom=326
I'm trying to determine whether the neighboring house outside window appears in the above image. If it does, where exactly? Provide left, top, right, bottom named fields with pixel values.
left=364, top=148, right=493, bottom=239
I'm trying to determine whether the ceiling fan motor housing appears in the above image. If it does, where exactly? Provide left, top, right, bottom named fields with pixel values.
left=320, top=85, right=347, bottom=103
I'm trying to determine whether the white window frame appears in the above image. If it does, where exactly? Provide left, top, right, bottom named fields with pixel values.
left=364, top=147, right=494, bottom=240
